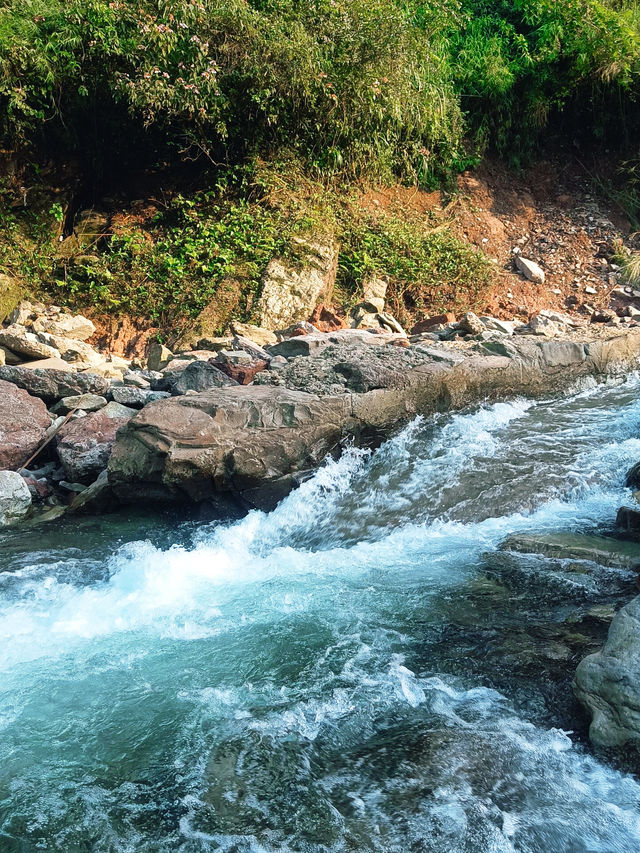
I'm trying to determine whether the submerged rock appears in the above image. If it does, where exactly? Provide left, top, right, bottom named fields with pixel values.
left=575, top=595, right=640, bottom=747
left=501, top=532, right=640, bottom=570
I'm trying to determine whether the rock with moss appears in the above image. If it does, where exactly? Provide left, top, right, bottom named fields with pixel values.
left=0, top=275, right=23, bottom=324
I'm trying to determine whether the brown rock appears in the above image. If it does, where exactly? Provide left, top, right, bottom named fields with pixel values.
left=0, top=380, right=51, bottom=469
left=410, top=314, right=456, bottom=334
left=56, top=412, right=128, bottom=483
left=212, top=358, right=268, bottom=385
left=309, top=304, right=347, bottom=333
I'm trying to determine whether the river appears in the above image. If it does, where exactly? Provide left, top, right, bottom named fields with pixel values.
left=2, top=376, right=640, bottom=851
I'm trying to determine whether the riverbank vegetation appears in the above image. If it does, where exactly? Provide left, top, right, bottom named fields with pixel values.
left=0, top=0, right=639, bottom=330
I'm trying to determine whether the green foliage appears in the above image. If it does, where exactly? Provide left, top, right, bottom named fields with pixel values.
left=338, top=214, right=491, bottom=320
left=1, top=0, right=639, bottom=181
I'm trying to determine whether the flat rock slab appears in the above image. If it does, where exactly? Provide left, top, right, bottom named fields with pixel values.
left=501, top=532, right=640, bottom=569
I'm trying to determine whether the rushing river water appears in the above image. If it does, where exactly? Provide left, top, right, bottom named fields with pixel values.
left=3, top=377, right=640, bottom=852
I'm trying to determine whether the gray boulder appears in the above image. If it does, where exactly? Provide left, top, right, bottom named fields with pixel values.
left=169, top=361, right=238, bottom=395
left=110, top=387, right=170, bottom=408
left=575, top=595, right=640, bottom=747
left=0, top=365, right=109, bottom=403
left=0, top=470, right=32, bottom=525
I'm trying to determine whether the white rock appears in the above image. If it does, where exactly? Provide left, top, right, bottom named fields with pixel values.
left=0, top=471, right=32, bottom=525
left=0, top=325, right=60, bottom=360
left=515, top=255, right=546, bottom=284
left=32, top=313, right=96, bottom=341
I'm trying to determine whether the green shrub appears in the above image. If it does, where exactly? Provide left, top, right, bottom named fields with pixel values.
left=1, top=0, right=638, bottom=182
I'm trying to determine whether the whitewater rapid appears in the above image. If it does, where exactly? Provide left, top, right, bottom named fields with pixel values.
left=2, top=376, right=640, bottom=851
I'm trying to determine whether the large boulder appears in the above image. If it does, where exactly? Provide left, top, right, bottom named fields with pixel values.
left=574, top=595, right=640, bottom=747
left=165, top=361, right=238, bottom=396
left=109, top=387, right=354, bottom=510
left=256, top=235, right=338, bottom=330
left=0, top=470, right=32, bottom=525
left=56, top=412, right=129, bottom=483
left=109, top=330, right=640, bottom=511
left=0, top=379, right=51, bottom=469
left=0, top=366, right=109, bottom=403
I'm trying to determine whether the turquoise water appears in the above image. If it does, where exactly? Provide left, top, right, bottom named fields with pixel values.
left=2, top=378, right=640, bottom=851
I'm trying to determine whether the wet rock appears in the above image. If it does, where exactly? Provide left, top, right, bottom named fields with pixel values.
left=169, top=361, right=238, bottom=395
left=53, top=393, right=107, bottom=414
left=110, top=386, right=171, bottom=408
left=574, top=594, right=640, bottom=747
left=515, top=254, right=545, bottom=284
left=21, top=475, right=52, bottom=500
left=616, top=506, right=640, bottom=541
left=109, top=387, right=353, bottom=509
left=68, top=469, right=116, bottom=514
left=56, top=412, right=129, bottom=483
left=0, top=470, right=32, bottom=525
left=0, top=365, right=109, bottom=403
left=257, top=235, right=338, bottom=329
left=0, top=379, right=51, bottom=469
left=625, top=462, right=640, bottom=489
left=501, top=532, right=640, bottom=569
left=0, top=324, right=60, bottom=360
left=109, top=330, right=640, bottom=511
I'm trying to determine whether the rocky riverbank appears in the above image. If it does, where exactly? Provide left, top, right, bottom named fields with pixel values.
left=2, top=295, right=640, bottom=525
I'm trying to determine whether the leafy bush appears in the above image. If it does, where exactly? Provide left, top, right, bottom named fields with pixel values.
left=1, top=0, right=639, bottom=182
